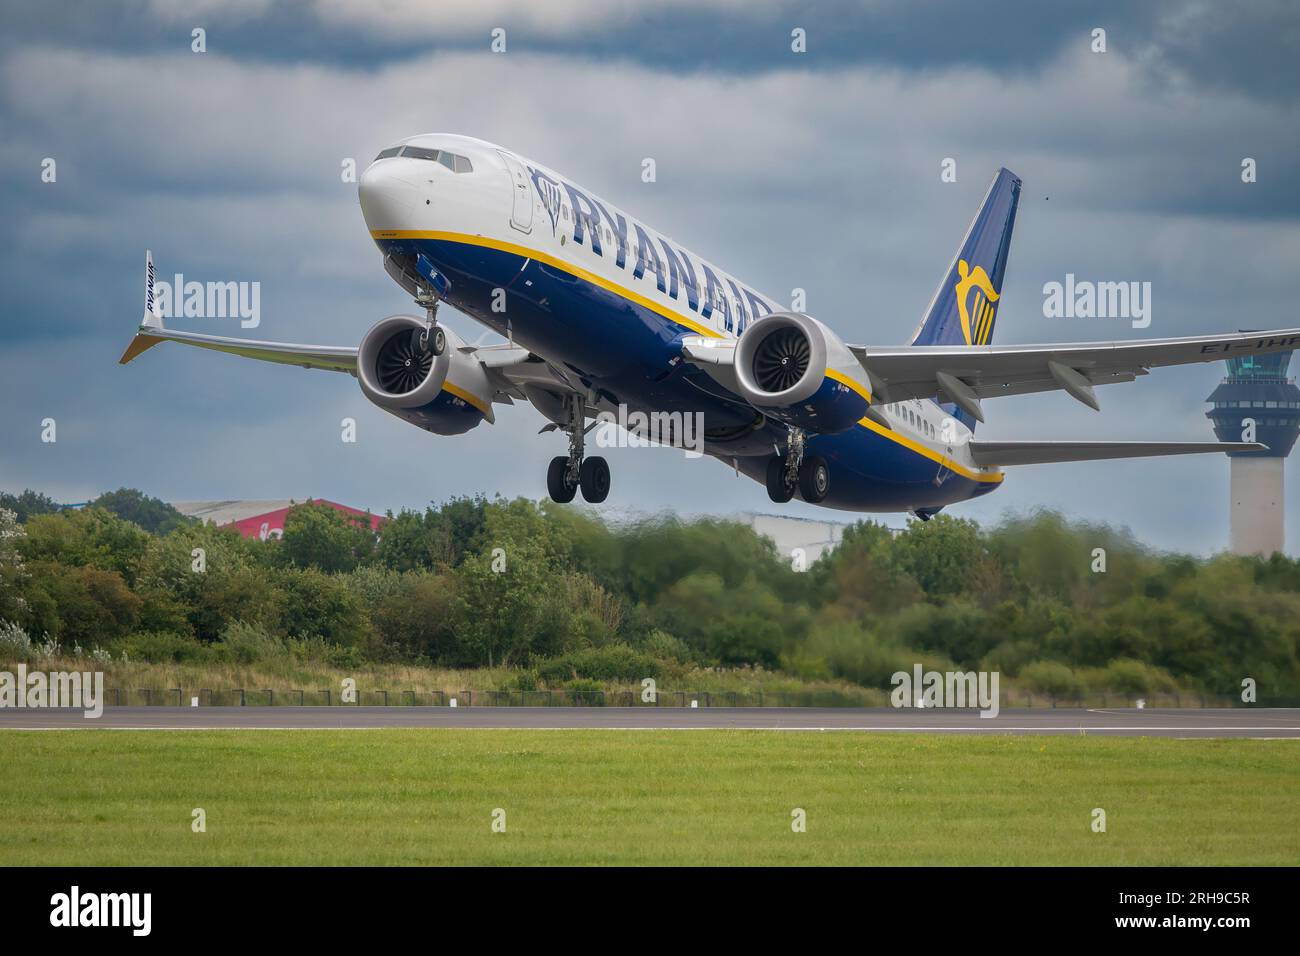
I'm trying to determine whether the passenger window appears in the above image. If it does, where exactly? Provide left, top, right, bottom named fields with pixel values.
left=454, top=154, right=473, bottom=173
left=374, top=147, right=401, bottom=160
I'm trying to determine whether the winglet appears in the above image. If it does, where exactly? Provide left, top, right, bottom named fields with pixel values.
left=142, top=249, right=164, bottom=331
left=119, top=250, right=166, bottom=364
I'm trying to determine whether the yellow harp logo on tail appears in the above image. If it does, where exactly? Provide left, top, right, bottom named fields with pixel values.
left=954, top=259, right=999, bottom=345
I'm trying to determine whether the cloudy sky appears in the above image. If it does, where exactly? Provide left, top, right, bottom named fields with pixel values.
left=1, top=0, right=1298, bottom=554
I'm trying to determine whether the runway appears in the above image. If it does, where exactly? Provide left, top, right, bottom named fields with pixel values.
left=1, top=706, right=1298, bottom=736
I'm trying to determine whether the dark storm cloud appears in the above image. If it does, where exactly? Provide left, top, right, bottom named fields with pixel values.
left=3, top=0, right=1296, bottom=98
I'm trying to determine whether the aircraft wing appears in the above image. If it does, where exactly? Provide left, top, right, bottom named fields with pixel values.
left=119, top=323, right=358, bottom=371
left=121, top=253, right=578, bottom=411
left=119, top=316, right=576, bottom=403
left=850, top=328, right=1300, bottom=421
left=967, top=439, right=1265, bottom=467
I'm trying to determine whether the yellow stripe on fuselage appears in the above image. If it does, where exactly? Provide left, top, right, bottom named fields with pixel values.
left=857, top=417, right=1003, bottom=483
left=373, top=228, right=1001, bottom=485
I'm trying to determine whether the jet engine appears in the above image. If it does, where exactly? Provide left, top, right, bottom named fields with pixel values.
left=356, top=315, right=493, bottom=435
left=733, top=312, right=869, bottom=433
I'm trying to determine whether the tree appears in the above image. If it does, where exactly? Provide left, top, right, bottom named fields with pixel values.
left=19, top=507, right=152, bottom=586
left=453, top=538, right=558, bottom=667
left=614, top=517, right=791, bottom=604
left=374, top=510, right=433, bottom=571
left=811, top=519, right=921, bottom=617
left=429, top=495, right=490, bottom=566
left=893, top=514, right=985, bottom=598
left=280, top=502, right=375, bottom=573
left=88, top=488, right=193, bottom=535
left=19, top=561, right=142, bottom=646
left=450, top=499, right=571, bottom=666
left=0, top=490, right=61, bottom=523
left=134, top=520, right=278, bottom=641
left=0, top=508, right=24, bottom=570
left=0, top=509, right=29, bottom=623
left=371, top=569, right=460, bottom=660
left=652, top=572, right=803, bottom=667
left=277, top=567, right=367, bottom=645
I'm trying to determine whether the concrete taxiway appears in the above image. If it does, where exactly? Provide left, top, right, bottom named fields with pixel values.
left=1, top=706, right=1298, bottom=737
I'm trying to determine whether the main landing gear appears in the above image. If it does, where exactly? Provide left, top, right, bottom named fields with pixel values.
left=765, top=427, right=829, bottom=504
left=546, top=393, right=611, bottom=504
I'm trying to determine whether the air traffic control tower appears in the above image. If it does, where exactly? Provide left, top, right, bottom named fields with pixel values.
left=1206, top=350, right=1300, bottom=555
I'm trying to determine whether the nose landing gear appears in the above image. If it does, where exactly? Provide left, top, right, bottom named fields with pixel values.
left=414, top=292, right=446, bottom=357
left=546, top=393, right=611, bottom=504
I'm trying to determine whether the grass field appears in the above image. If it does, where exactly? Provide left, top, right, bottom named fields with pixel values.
left=1, top=730, right=1296, bottom=865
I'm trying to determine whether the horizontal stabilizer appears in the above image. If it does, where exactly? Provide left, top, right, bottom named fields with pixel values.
left=967, top=439, right=1265, bottom=467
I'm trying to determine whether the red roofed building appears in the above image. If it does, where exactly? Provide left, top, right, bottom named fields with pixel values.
left=171, top=499, right=387, bottom=540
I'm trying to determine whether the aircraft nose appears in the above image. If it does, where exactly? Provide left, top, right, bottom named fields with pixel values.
left=358, top=160, right=423, bottom=231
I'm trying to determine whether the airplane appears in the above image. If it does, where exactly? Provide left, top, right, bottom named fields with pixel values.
left=120, top=133, right=1298, bottom=518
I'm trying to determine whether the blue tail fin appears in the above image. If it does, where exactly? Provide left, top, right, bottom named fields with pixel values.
left=911, top=167, right=1021, bottom=349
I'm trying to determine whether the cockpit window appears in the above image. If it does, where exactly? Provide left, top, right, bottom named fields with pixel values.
left=397, top=145, right=474, bottom=172
left=401, top=146, right=440, bottom=161
left=374, top=147, right=401, bottom=160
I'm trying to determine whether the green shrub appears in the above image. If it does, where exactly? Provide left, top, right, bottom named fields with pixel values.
left=980, top=640, right=1040, bottom=677
left=0, top=620, right=59, bottom=663
left=287, top=636, right=363, bottom=668
left=537, top=644, right=659, bottom=683
left=642, top=629, right=691, bottom=663
left=1097, top=658, right=1178, bottom=695
left=793, top=623, right=946, bottom=688
left=1019, top=660, right=1083, bottom=700
left=505, top=670, right=539, bottom=692
left=218, top=621, right=287, bottom=664
left=119, top=630, right=205, bottom=663
left=565, top=677, right=603, bottom=700
left=277, top=567, right=367, bottom=646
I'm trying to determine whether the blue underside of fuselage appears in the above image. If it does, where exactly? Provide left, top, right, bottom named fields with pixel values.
left=374, top=236, right=1001, bottom=512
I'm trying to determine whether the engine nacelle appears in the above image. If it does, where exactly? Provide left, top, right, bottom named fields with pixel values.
left=356, top=315, right=494, bottom=435
left=733, top=312, right=870, bottom=434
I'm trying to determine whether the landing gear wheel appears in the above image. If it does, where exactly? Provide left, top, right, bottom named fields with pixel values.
left=429, top=326, right=446, bottom=356
left=798, top=454, right=830, bottom=503
left=579, top=456, right=611, bottom=503
left=547, top=456, right=577, bottom=503
left=765, top=456, right=794, bottom=503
